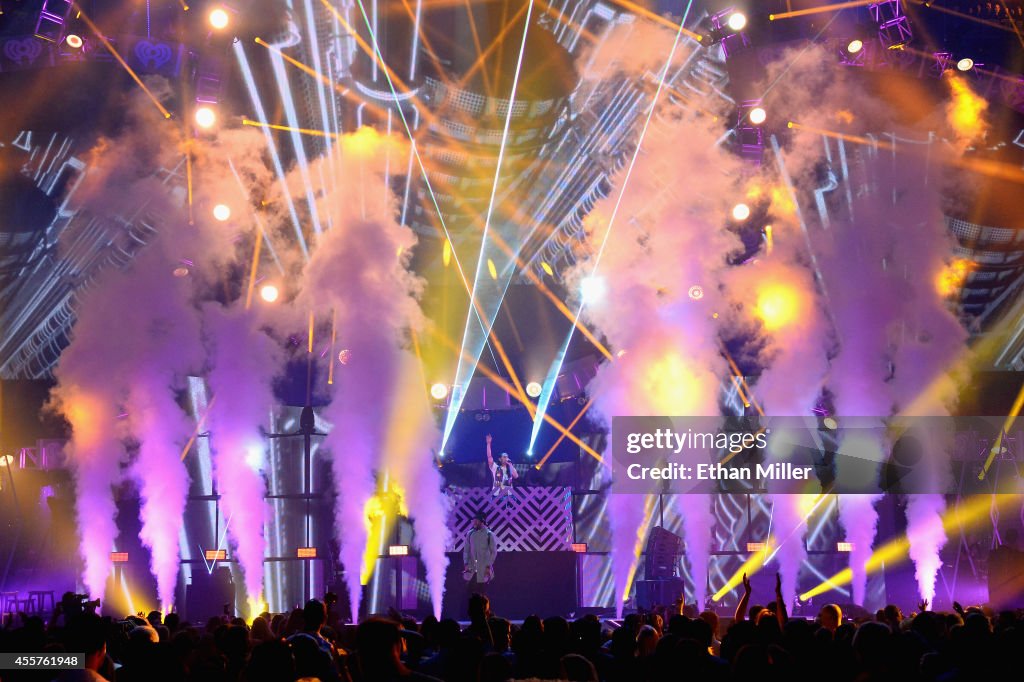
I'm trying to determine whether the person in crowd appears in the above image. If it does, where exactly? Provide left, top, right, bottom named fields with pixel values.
left=354, top=617, right=441, bottom=681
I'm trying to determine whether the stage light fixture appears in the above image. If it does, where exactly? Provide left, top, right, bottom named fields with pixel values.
left=749, top=107, right=767, bottom=125
left=0, top=454, right=14, bottom=465
left=259, top=284, right=280, bottom=303
left=194, top=106, right=217, bottom=129
left=571, top=543, right=588, bottom=553
left=732, top=203, right=751, bottom=221
left=338, top=349, right=351, bottom=365
left=430, top=383, right=449, bottom=400
left=297, top=547, right=317, bottom=558
left=847, top=39, right=864, bottom=54
left=746, top=542, right=766, bottom=552
left=526, top=382, right=542, bottom=398
left=173, top=266, right=190, bottom=278
left=209, top=8, right=230, bottom=30
left=823, top=417, right=838, bottom=430
left=837, top=542, right=854, bottom=552
left=956, top=58, right=974, bottom=72
left=212, top=203, right=231, bottom=221
left=65, top=34, right=83, bottom=49
left=388, top=545, right=410, bottom=556
left=727, top=12, right=747, bottom=31
left=204, top=549, right=227, bottom=561
left=110, top=552, right=129, bottom=563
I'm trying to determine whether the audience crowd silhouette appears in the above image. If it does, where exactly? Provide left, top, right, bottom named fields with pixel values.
left=2, top=580, right=1023, bottom=681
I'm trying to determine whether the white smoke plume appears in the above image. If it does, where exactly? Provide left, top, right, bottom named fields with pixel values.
left=297, top=128, right=445, bottom=621
left=202, top=303, right=283, bottom=611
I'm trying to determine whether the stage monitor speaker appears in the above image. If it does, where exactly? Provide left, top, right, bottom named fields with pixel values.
left=644, top=526, right=682, bottom=579
left=186, top=566, right=235, bottom=622
left=635, top=578, right=685, bottom=610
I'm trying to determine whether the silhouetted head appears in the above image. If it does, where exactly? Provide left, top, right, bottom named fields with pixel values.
left=819, top=604, right=842, bottom=632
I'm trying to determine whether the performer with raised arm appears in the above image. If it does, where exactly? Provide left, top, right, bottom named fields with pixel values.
left=485, top=433, right=518, bottom=507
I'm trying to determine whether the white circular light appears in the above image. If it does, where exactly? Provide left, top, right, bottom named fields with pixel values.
left=847, top=39, right=863, bottom=54
left=688, top=285, right=704, bottom=300
left=732, top=203, right=751, bottom=221
left=173, top=266, right=190, bottom=278
left=430, top=383, right=449, bottom=400
left=956, top=58, right=974, bottom=72
left=259, top=284, right=279, bottom=303
left=338, top=349, right=351, bottom=365
left=823, top=417, right=838, bottom=430
left=526, top=382, right=542, bottom=398
left=580, top=275, right=607, bottom=304
left=749, top=107, right=767, bottom=125
left=212, top=204, right=231, bottom=222
left=727, top=12, right=747, bottom=32
left=194, top=106, right=217, bottom=129
left=209, top=8, right=230, bottom=30
left=65, top=34, right=83, bottom=49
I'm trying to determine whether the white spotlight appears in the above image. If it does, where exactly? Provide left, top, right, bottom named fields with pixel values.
left=430, top=383, right=449, bottom=400
left=209, top=8, right=230, bottom=30
left=580, top=275, right=607, bottom=304
left=727, top=12, right=747, bottom=32
left=259, top=284, right=279, bottom=303
left=212, top=204, right=231, bottom=222
left=956, top=58, right=974, bottom=72
left=732, top=203, right=751, bottom=221
left=526, top=382, right=542, bottom=398
left=245, top=445, right=263, bottom=472
left=194, top=106, right=217, bottom=129
left=847, top=39, right=864, bottom=54
left=65, top=34, right=83, bottom=49
left=749, top=107, right=767, bottom=125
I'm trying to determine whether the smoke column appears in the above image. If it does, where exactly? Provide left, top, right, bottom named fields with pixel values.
left=381, top=356, right=451, bottom=619
left=564, top=55, right=743, bottom=610
left=299, top=129, right=442, bottom=621
left=203, top=304, right=282, bottom=611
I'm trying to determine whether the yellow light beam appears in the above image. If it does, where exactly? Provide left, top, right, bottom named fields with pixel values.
left=243, top=217, right=263, bottom=311
left=790, top=120, right=1024, bottom=186
left=712, top=539, right=778, bottom=601
left=328, top=310, right=337, bottom=386
left=535, top=398, right=594, bottom=470
left=243, top=118, right=339, bottom=139
left=621, top=495, right=659, bottom=603
left=607, top=0, right=703, bottom=40
left=307, top=311, right=315, bottom=354
left=800, top=494, right=1021, bottom=600
left=75, top=6, right=172, bottom=119
left=179, top=395, right=216, bottom=462
left=979, top=383, right=1024, bottom=479
left=770, top=0, right=876, bottom=21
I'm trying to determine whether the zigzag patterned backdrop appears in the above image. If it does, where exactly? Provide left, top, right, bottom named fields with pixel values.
left=446, top=487, right=573, bottom=552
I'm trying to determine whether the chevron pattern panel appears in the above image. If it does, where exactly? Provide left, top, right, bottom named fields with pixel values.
left=446, top=487, right=573, bottom=552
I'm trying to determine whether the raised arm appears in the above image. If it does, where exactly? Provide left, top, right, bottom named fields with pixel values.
left=735, top=573, right=752, bottom=622
left=486, top=434, right=494, bottom=468
left=774, top=572, right=788, bottom=627
left=510, top=463, right=519, bottom=479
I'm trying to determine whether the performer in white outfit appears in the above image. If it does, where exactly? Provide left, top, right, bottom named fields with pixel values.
left=463, top=512, right=497, bottom=594
left=485, top=434, right=518, bottom=506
